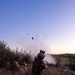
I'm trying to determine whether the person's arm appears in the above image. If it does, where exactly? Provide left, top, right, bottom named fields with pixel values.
left=41, top=61, right=48, bottom=69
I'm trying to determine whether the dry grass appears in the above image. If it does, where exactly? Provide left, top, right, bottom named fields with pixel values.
left=0, top=65, right=74, bottom=75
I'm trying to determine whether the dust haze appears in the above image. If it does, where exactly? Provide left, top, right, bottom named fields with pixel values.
left=9, top=34, right=56, bottom=64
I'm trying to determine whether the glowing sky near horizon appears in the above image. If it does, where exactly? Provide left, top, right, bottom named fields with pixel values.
left=0, top=0, right=75, bottom=54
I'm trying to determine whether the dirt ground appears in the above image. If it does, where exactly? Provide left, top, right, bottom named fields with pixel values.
left=0, top=64, right=75, bottom=75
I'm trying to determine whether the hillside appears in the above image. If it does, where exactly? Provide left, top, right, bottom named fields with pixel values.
left=0, top=41, right=75, bottom=75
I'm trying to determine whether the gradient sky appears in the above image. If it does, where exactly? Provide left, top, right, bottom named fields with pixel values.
left=0, top=0, right=75, bottom=54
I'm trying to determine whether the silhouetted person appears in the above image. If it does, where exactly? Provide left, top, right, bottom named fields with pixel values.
left=32, top=50, right=47, bottom=75
left=11, top=56, right=20, bottom=71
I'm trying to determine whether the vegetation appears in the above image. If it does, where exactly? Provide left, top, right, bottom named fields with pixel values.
left=66, top=58, right=75, bottom=70
left=0, top=41, right=32, bottom=68
left=53, top=54, right=75, bottom=71
left=0, top=40, right=75, bottom=75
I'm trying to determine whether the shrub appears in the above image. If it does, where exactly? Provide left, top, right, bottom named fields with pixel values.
left=0, top=41, right=15, bottom=67
left=0, top=40, right=33, bottom=68
left=23, top=54, right=33, bottom=64
left=66, top=58, right=75, bottom=70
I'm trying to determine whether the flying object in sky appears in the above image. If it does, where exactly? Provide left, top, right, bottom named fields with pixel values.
left=32, top=37, right=34, bottom=40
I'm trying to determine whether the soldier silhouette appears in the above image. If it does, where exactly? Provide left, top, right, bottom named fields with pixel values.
left=32, top=50, right=47, bottom=75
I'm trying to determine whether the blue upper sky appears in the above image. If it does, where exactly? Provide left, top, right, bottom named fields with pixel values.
left=0, top=0, right=75, bottom=54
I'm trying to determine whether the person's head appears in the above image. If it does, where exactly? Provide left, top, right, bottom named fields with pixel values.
left=37, top=50, right=45, bottom=60
left=40, top=50, right=45, bottom=54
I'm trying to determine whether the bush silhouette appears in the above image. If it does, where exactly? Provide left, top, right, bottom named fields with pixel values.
left=0, top=41, right=15, bottom=67
left=0, top=40, right=33, bottom=68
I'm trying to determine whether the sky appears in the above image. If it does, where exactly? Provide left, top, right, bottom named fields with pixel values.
left=0, top=0, right=75, bottom=54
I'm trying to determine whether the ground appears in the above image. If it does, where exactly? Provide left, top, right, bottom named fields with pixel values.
left=0, top=54, right=75, bottom=75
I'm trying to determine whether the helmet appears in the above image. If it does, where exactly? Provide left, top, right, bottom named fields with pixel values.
left=40, top=50, right=45, bottom=53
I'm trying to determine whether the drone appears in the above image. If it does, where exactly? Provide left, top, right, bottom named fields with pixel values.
left=32, top=37, right=34, bottom=40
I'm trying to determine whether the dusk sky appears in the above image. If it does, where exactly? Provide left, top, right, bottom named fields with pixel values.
left=0, top=0, right=75, bottom=54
